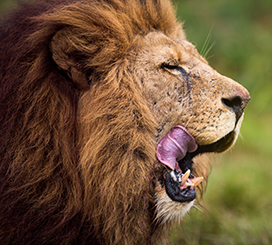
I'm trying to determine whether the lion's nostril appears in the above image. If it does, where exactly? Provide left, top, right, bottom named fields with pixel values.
left=222, top=96, right=242, bottom=109
left=222, top=96, right=244, bottom=121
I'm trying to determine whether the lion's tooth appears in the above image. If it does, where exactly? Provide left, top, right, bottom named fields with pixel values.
left=170, top=171, right=177, bottom=182
left=190, top=177, right=204, bottom=187
left=185, top=182, right=194, bottom=187
left=181, top=169, right=190, bottom=186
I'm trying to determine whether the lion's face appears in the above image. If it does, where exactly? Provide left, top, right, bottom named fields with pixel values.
left=133, top=32, right=249, bottom=146
left=129, top=31, right=250, bottom=223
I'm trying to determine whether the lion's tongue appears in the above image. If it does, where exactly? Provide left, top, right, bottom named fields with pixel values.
left=156, top=125, right=198, bottom=170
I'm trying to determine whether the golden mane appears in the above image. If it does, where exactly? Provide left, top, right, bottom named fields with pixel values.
left=0, top=0, right=209, bottom=244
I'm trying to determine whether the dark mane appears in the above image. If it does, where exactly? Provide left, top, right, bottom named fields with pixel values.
left=0, top=0, right=181, bottom=244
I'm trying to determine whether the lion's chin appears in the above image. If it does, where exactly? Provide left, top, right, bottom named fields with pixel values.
left=155, top=185, right=195, bottom=224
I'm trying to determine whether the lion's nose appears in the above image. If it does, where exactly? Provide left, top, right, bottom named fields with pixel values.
left=221, top=89, right=250, bottom=121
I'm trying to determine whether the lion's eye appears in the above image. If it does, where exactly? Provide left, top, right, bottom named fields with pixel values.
left=162, top=63, right=186, bottom=76
left=162, top=64, right=179, bottom=70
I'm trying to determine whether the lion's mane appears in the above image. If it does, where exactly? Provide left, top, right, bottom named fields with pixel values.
left=0, top=0, right=208, bottom=244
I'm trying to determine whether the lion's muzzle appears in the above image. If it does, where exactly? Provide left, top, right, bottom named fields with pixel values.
left=221, top=88, right=250, bottom=123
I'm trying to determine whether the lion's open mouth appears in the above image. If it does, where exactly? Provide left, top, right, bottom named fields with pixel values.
left=156, top=126, right=236, bottom=203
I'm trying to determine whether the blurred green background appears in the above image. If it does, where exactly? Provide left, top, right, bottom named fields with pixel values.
left=0, top=0, right=271, bottom=244
left=172, top=0, right=272, bottom=244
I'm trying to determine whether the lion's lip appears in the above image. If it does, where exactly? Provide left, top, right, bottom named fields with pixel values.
left=178, top=130, right=236, bottom=173
left=191, top=130, right=236, bottom=157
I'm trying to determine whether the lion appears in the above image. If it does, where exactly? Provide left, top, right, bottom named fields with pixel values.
left=0, top=0, right=250, bottom=244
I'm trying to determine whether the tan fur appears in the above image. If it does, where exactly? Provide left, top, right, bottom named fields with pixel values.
left=155, top=186, right=195, bottom=224
left=0, top=0, right=249, bottom=244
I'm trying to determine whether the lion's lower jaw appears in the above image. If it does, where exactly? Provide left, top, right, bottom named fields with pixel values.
left=155, top=185, right=194, bottom=225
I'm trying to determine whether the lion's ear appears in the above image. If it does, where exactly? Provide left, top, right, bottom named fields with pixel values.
left=50, top=28, right=90, bottom=90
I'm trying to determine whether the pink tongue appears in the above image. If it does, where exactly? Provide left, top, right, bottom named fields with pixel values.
left=156, top=125, right=198, bottom=170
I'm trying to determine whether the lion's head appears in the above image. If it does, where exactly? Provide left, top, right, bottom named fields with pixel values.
left=132, top=31, right=250, bottom=224
left=0, top=0, right=249, bottom=244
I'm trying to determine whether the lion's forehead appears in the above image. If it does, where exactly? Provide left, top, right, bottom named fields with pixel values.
left=135, top=32, right=208, bottom=67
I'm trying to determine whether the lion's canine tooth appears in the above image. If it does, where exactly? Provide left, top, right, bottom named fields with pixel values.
left=181, top=169, right=190, bottom=186
left=189, top=177, right=204, bottom=187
